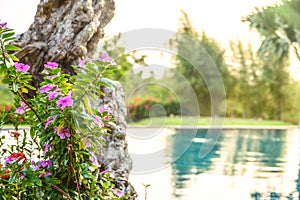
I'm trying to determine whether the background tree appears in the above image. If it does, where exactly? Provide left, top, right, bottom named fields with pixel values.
left=244, top=0, right=298, bottom=121
left=228, top=39, right=291, bottom=120
left=171, top=10, right=231, bottom=116
left=244, top=0, right=300, bottom=62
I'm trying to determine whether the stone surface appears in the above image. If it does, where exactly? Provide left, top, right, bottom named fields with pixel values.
left=93, top=79, right=137, bottom=199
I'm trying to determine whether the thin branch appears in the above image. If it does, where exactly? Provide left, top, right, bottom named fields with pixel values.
left=41, top=180, right=73, bottom=200
left=68, top=130, right=82, bottom=200
left=0, top=39, right=7, bottom=67
left=17, top=91, right=43, bottom=123
left=292, top=44, right=300, bottom=61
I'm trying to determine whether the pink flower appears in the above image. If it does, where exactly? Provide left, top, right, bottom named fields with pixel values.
left=89, top=156, right=98, bottom=165
left=133, top=105, right=137, bottom=111
left=40, top=84, right=56, bottom=93
left=47, top=90, right=59, bottom=100
left=99, top=104, right=113, bottom=114
left=15, top=102, right=26, bottom=114
left=43, top=143, right=50, bottom=155
left=79, top=59, right=85, bottom=67
left=39, top=171, right=52, bottom=178
left=41, top=69, right=49, bottom=74
left=113, top=189, right=125, bottom=197
left=100, top=51, right=116, bottom=66
left=86, top=140, right=92, bottom=148
left=0, top=20, right=7, bottom=28
left=45, top=116, right=56, bottom=129
left=56, top=95, right=73, bottom=110
left=99, top=169, right=109, bottom=174
left=54, top=127, right=71, bottom=139
left=20, top=173, right=26, bottom=179
left=44, top=62, right=58, bottom=70
left=104, top=116, right=110, bottom=121
left=93, top=116, right=104, bottom=128
left=46, top=74, right=59, bottom=79
left=44, top=171, right=52, bottom=177
left=46, top=159, right=52, bottom=166
left=14, top=62, right=30, bottom=73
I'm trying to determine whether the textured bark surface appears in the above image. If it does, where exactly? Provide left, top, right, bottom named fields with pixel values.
left=14, top=0, right=115, bottom=89
left=13, top=0, right=137, bottom=198
left=92, top=79, right=137, bottom=199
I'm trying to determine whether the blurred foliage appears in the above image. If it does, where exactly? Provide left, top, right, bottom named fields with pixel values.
left=170, top=10, right=232, bottom=116
left=243, top=0, right=300, bottom=123
left=127, top=96, right=180, bottom=122
left=100, top=33, right=146, bottom=81
left=99, top=9, right=300, bottom=124
left=244, top=0, right=300, bottom=63
left=228, top=39, right=294, bottom=121
left=0, top=83, right=14, bottom=106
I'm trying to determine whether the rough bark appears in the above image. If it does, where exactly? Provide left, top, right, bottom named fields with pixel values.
left=12, top=0, right=137, bottom=198
left=14, top=0, right=115, bottom=89
left=92, top=79, right=137, bottom=199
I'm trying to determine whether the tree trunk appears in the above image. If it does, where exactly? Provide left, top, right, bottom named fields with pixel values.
left=13, top=0, right=137, bottom=199
left=14, top=0, right=115, bottom=89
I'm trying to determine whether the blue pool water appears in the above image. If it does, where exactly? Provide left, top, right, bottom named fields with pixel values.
left=128, top=128, right=300, bottom=200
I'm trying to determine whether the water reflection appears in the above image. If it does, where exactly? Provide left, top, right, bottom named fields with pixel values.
left=170, top=128, right=300, bottom=200
left=170, top=129, right=221, bottom=192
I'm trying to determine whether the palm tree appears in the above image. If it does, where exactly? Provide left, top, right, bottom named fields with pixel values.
left=244, top=0, right=300, bottom=63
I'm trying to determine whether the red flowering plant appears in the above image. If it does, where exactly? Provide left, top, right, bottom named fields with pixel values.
left=0, top=23, right=128, bottom=199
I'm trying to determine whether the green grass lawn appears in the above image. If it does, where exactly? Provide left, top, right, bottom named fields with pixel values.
left=1, top=117, right=295, bottom=130
left=128, top=116, right=295, bottom=126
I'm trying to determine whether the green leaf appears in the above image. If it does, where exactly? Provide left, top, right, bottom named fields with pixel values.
left=24, top=83, right=36, bottom=90
left=100, top=80, right=112, bottom=88
left=80, top=138, right=87, bottom=150
left=83, top=173, right=94, bottom=179
left=4, top=44, right=21, bottom=51
left=21, top=88, right=28, bottom=93
left=2, top=31, right=15, bottom=39
left=31, top=176, right=42, bottom=186
left=93, top=88, right=105, bottom=96
left=12, top=82, right=18, bottom=92
left=82, top=97, right=93, bottom=114
left=57, top=121, right=65, bottom=134
left=8, top=54, right=19, bottom=62
left=52, top=76, right=61, bottom=84
left=3, top=36, right=16, bottom=43
left=8, top=173, right=17, bottom=183
left=1, top=78, right=11, bottom=84
left=53, top=67, right=61, bottom=74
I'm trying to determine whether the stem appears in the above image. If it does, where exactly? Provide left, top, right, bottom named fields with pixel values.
left=17, top=91, right=43, bottom=123
left=68, top=130, right=82, bottom=200
left=292, top=43, right=300, bottom=61
left=42, top=180, right=73, bottom=200
left=1, top=38, right=42, bottom=124
left=0, top=39, right=7, bottom=68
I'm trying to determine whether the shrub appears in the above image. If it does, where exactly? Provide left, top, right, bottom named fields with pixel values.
left=127, top=97, right=180, bottom=122
left=0, top=23, right=127, bottom=199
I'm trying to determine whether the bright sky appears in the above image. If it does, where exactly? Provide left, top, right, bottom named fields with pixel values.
left=2, top=0, right=299, bottom=78
left=106, top=0, right=279, bottom=49
left=1, top=0, right=278, bottom=47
